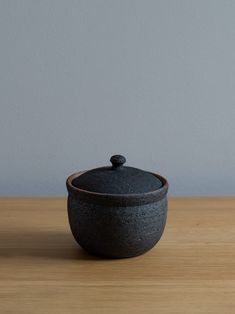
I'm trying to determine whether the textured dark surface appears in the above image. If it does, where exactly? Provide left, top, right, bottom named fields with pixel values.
left=67, top=169, right=168, bottom=258
left=72, top=155, right=162, bottom=194
left=67, top=195, right=167, bottom=258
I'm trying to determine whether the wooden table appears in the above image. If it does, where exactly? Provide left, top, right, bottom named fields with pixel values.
left=0, top=198, right=234, bottom=313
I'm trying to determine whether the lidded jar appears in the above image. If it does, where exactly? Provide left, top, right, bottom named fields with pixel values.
left=66, top=155, right=168, bottom=258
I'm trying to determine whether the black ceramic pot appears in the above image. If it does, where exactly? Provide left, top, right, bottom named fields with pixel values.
left=66, top=155, right=168, bottom=258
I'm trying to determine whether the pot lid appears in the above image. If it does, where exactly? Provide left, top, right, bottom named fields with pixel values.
left=72, top=155, right=162, bottom=194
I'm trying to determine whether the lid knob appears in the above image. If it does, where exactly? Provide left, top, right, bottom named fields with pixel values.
left=110, top=155, right=126, bottom=168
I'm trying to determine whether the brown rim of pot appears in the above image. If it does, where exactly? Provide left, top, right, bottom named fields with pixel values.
left=66, top=171, right=169, bottom=207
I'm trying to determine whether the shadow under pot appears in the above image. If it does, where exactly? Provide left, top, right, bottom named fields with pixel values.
left=66, top=155, right=168, bottom=258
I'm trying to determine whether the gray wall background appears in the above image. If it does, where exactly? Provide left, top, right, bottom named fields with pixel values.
left=0, top=0, right=234, bottom=197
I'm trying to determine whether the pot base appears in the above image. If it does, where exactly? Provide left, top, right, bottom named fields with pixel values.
left=68, top=196, right=167, bottom=259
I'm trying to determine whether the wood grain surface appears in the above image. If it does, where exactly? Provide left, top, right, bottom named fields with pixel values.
left=0, top=198, right=234, bottom=314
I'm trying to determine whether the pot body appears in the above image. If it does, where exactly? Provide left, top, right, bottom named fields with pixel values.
left=67, top=172, right=168, bottom=258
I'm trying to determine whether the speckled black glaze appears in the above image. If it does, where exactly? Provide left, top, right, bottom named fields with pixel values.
left=66, top=171, right=168, bottom=258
